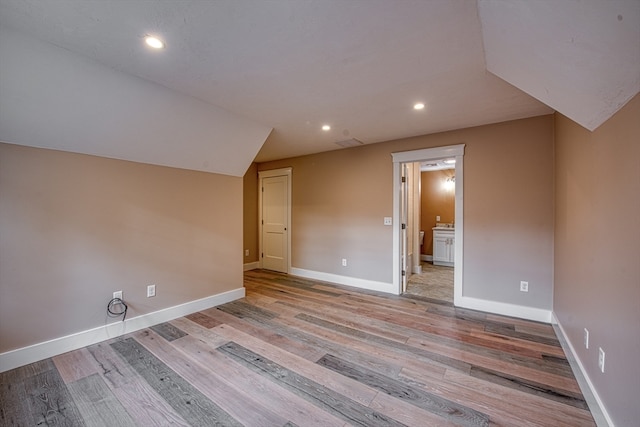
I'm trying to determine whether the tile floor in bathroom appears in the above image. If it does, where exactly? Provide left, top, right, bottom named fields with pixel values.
left=405, top=261, right=454, bottom=303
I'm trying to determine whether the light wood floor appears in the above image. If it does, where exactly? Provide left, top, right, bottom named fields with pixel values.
left=1, top=270, right=595, bottom=426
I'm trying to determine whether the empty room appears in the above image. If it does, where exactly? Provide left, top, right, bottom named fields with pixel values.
left=1, top=1, right=638, bottom=426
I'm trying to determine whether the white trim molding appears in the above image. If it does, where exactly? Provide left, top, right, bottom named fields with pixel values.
left=243, top=261, right=260, bottom=271
left=552, top=314, right=613, bottom=427
left=290, top=268, right=396, bottom=295
left=0, top=287, right=245, bottom=373
left=458, top=296, right=552, bottom=323
left=392, top=144, right=465, bottom=299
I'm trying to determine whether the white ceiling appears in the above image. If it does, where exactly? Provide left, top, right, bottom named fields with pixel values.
left=0, top=0, right=637, bottom=175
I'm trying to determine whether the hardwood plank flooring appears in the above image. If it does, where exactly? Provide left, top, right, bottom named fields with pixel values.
left=0, top=269, right=596, bottom=426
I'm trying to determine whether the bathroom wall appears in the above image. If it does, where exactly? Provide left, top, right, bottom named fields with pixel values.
left=420, top=169, right=455, bottom=256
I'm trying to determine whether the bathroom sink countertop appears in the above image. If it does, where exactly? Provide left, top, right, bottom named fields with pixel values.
left=433, top=223, right=454, bottom=230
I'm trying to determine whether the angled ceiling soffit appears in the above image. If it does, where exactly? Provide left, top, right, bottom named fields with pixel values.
left=478, top=0, right=640, bottom=131
left=0, top=27, right=272, bottom=177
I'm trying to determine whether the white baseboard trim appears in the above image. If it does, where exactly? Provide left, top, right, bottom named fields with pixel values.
left=290, top=267, right=396, bottom=295
left=551, top=314, right=613, bottom=427
left=420, top=254, right=433, bottom=262
left=0, top=287, right=245, bottom=373
left=457, top=296, right=552, bottom=323
left=243, top=261, right=259, bottom=271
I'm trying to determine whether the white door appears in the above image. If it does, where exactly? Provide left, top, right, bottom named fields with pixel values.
left=261, top=174, right=289, bottom=273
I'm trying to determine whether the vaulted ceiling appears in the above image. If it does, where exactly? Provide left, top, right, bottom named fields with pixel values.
left=0, top=0, right=638, bottom=176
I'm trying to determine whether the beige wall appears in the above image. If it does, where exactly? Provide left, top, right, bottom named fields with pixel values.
left=554, top=94, right=640, bottom=426
left=420, top=170, right=456, bottom=255
left=0, top=143, right=243, bottom=353
left=243, top=162, right=259, bottom=264
left=257, top=115, right=554, bottom=309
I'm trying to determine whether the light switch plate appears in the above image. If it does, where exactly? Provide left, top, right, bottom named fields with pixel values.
left=383, top=217, right=392, bottom=226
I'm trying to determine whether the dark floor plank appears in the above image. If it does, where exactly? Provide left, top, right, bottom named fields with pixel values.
left=470, top=365, right=589, bottom=410
left=400, top=292, right=454, bottom=306
left=207, top=306, right=405, bottom=378
left=168, top=334, right=346, bottom=427
left=317, top=353, right=490, bottom=427
left=295, top=312, right=472, bottom=373
left=204, top=306, right=328, bottom=362
left=218, top=341, right=408, bottom=427
left=111, top=337, right=242, bottom=426
left=67, top=373, right=136, bottom=426
left=149, top=322, right=188, bottom=342
left=404, top=367, right=594, bottom=427
left=216, top=300, right=279, bottom=321
left=268, top=276, right=344, bottom=297
left=0, top=360, right=52, bottom=426
left=271, top=300, right=411, bottom=344
left=86, top=341, right=191, bottom=426
left=136, top=331, right=292, bottom=427
left=22, top=360, right=86, bottom=426
left=484, top=324, right=561, bottom=347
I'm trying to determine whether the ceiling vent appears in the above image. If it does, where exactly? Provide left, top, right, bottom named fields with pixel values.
left=335, top=138, right=364, bottom=148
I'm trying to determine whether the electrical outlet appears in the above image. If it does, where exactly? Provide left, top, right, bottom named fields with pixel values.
left=113, top=290, right=123, bottom=300
left=584, top=328, right=589, bottom=349
left=342, top=258, right=347, bottom=267
left=436, top=215, right=441, bottom=221
left=147, top=284, right=156, bottom=298
left=598, top=348, right=605, bottom=373
left=520, top=281, right=529, bottom=292
left=245, top=249, right=249, bottom=257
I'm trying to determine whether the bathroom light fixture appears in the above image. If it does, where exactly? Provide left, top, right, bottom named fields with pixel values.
left=444, top=175, right=456, bottom=191
left=144, top=35, right=165, bottom=49
left=322, top=125, right=331, bottom=131
left=443, top=159, right=456, bottom=164
left=413, top=103, right=425, bottom=110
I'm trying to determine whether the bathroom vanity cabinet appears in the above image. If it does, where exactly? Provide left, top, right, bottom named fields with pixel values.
left=433, top=228, right=455, bottom=266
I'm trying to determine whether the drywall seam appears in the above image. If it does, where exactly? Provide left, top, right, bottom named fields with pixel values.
left=0, top=287, right=245, bottom=373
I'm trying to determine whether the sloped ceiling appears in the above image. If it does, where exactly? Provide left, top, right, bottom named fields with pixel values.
left=0, top=1, right=637, bottom=174
left=479, top=0, right=640, bottom=131
left=0, top=27, right=272, bottom=176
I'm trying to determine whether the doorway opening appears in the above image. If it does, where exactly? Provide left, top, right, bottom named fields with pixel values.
left=407, top=163, right=456, bottom=303
left=391, top=144, right=464, bottom=304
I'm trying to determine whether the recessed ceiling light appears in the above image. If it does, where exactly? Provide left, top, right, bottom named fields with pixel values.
left=322, top=125, right=331, bottom=131
left=144, top=35, right=165, bottom=49
left=413, top=103, right=425, bottom=110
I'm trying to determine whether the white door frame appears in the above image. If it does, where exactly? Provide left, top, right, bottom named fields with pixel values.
left=258, top=167, right=292, bottom=273
left=391, top=144, right=465, bottom=303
